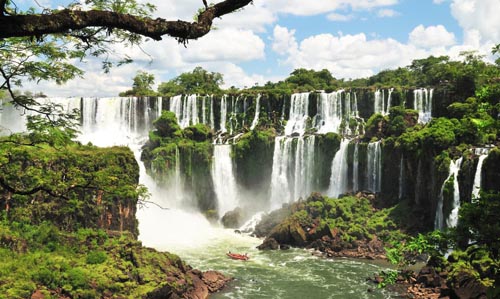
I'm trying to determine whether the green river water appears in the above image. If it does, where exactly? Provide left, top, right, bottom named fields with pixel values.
left=137, top=207, right=401, bottom=299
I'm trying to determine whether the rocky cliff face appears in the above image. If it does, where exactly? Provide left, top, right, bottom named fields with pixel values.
left=0, top=145, right=141, bottom=236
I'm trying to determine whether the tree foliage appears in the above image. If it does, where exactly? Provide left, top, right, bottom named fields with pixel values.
left=120, top=71, right=156, bottom=96
left=157, top=66, right=223, bottom=96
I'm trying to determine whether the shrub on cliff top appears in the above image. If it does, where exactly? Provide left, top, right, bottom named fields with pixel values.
left=153, top=111, right=182, bottom=138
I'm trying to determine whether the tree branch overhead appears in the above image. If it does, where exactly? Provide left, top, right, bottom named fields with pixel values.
left=0, top=0, right=252, bottom=41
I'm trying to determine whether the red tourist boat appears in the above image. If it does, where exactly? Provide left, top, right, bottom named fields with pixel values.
left=226, top=252, right=249, bottom=261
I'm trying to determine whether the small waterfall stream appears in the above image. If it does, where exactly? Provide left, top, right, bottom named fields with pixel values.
left=435, top=157, right=463, bottom=230
left=285, top=92, right=310, bottom=136
left=316, top=90, right=343, bottom=134
left=446, top=157, right=463, bottom=228
left=472, top=149, right=489, bottom=200
left=352, top=142, right=359, bottom=192
left=367, top=141, right=382, bottom=193
left=250, top=94, right=261, bottom=130
left=374, top=89, right=385, bottom=115
left=212, top=144, right=240, bottom=216
left=220, top=95, right=228, bottom=133
left=269, top=136, right=316, bottom=209
left=328, top=139, right=350, bottom=197
left=414, top=88, right=433, bottom=124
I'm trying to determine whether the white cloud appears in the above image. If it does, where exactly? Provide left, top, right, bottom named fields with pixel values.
left=263, top=0, right=398, bottom=16
left=451, top=0, right=500, bottom=43
left=433, top=0, right=446, bottom=4
left=409, top=25, right=456, bottom=48
left=214, top=2, right=276, bottom=32
left=181, top=29, right=265, bottom=63
left=276, top=28, right=429, bottom=79
left=377, top=9, right=400, bottom=18
left=348, top=0, right=399, bottom=10
left=272, top=25, right=298, bottom=55
left=327, top=13, right=355, bottom=22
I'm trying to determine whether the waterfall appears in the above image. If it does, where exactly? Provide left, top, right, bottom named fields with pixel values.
left=352, top=142, right=359, bottom=192
left=374, top=89, right=393, bottom=116
left=220, top=95, right=228, bottom=133
left=374, top=89, right=385, bottom=115
left=170, top=95, right=183, bottom=125
left=159, top=146, right=192, bottom=209
left=435, top=157, right=463, bottom=230
left=168, top=95, right=199, bottom=129
left=353, top=92, right=359, bottom=118
left=229, top=96, right=238, bottom=135
left=316, top=91, right=343, bottom=134
left=202, top=96, right=207, bottom=125
left=269, top=136, right=316, bottom=209
left=270, top=137, right=293, bottom=209
left=239, top=211, right=265, bottom=233
left=78, top=97, right=161, bottom=146
left=183, top=95, right=198, bottom=128
left=250, top=94, right=261, bottom=130
left=472, top=148, right=489, bottom=200
left=212, top=145, right=239, bottom=216
left=387, top=88, right=393, bottom=114
left=446, top=157, right=463, bottom=228
left=414, top=88, right=433, bottom=124
left=293, top=136, right=316, bottom=201
left=367, top=141, right=382, bottom=193
left=285, top=93, right=310, bottom=136
left=209, top=95, right=215, bottom=130
left=328, top=139, right=350, bottom=197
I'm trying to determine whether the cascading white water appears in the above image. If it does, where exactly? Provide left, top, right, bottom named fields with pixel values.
left=446, top=157, right=463, bottom=228
left=353, top=142, right=359, bottom=192
left=353, top=92, right=359, bottom=118
left=367, top=141, right=382, bottom=193
left=328, top=139, right=350, bottom=197
left=374, top=89, right=385, bottom=115
left=220, top=95, right=228, bottom=133
left=269, top=136, right=316, bottom=209
left=250, top=94, right=261, bottom=130
left=78, top=97, right=160, bottom=146
left=209, top=95, right=215, bottom=130
left=239, top=211, right=265, bottom=233
left=414, top=88, right=433, bottom=124
left=229, top=96, right=238, bottom=135
left=374, top=89, right=393, bottom=116
left=212, top=144, right=240, bottom=216
left=183, top=94, right=198, bottom=128
left=74, top=97, right=219, bottom=248
left=316, top=91, right=343, bottom=134
left=387, top=88, right=393, bottom=114
left=285, top=93, right=310, bottom=136
left=435, top=157, right=463, bottom=230
left=169, top=95, right=199, bottom=129
left=270, top=137, right=293, bottom=209
left=202, top=96, right=207, bottom=125
left=293, top=136, right=316, bottom=201
left=169, top=95, right=183, bottom=125
left=472, top=148, right=489, bottom=200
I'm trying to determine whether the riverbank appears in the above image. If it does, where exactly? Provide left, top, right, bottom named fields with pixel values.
left=0, top=220, right=230, bottom=299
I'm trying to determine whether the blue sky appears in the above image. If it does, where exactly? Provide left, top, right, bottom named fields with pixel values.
left=17, top=0, right=499, bottom=96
